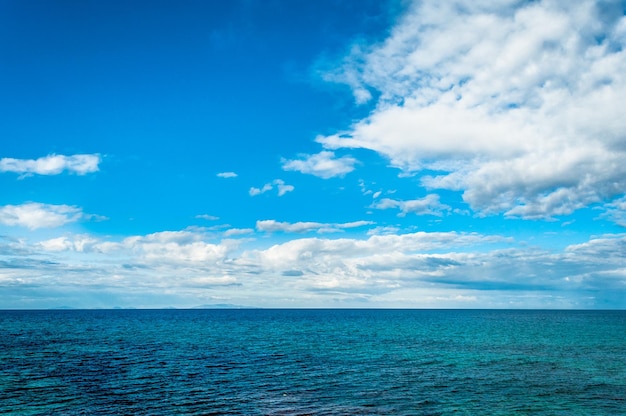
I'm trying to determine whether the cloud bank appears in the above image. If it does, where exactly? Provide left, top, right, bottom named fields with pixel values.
left=2, top=227, right=623, bottom=308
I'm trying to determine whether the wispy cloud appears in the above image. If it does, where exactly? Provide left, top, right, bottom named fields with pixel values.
left=195, top=214, right=220, bottom=221
left=599, top=196, right=626, bottom=227
left=316, top=0, right=626, bottom=219
left=0, top=203, right=94, bottom=230
left=372, top=195, right=451, bottom=217
left=216, top=171, right=237, bottom=178
left=256, top=219, right=374, bottom=234
left=223, top=228, right=254, bottom=237
left=249, top=179, right=294, bottom=197
left=0, top=154, right=101, bottom=177
left=282, top=151, right=357, bottom=179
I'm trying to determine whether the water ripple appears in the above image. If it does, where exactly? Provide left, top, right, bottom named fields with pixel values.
left=1, top=309, right=624, bottom=415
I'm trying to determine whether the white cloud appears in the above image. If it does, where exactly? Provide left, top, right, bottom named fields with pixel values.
left=372, top=194, right=451, bottom=217
left=256, top=219, right=374, bottom=234
left=282, top=151, right=357, bottom=179
left=0, top=203, right=87, bottom=230
left=217, top=171, right=237, bottom=178
left=0, top=154, right=101, bottom=177
left=249, top=179, right=294, bottom=197
left=316, top=0, right=626, bottom=219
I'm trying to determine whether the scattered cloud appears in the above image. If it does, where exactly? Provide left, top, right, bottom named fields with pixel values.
left=249, top=179, right=294, bottom=197
left=358, top=179, right=384, bottom=199
left=4, top=1, right=626, bottom=310
left=282, top=151, right=357, bottom=179
left=0, top=154, right=101, bottom=177
left=249, top=183, right=272, bottom=196
left=317, top=0, right=626, bottom=219
left=217, top=171, right=237, bottom=178
left=274, top=179, right=295, bottom=196
left=0, top=203, right=89, bottom=230
left=372, top=194, right=451, bottom=217
left=256, top=219, right=374, bottom=234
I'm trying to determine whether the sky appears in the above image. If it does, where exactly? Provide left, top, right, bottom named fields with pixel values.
left=1, top=0, right=625, bottom=309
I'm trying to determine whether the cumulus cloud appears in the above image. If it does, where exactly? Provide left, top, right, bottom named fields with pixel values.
left=249, top=179, right=294, bottom=196
left=256, top=219, right=374, bottom=234
left=0, top=154, right=101, bottom=177
left=282, top=151, right=357, bottom=179
left=317, top=0, right=626, bottom=219
left=0, top=203, right=89, bottom=230
left=217, top=171, right=237, bottom=178
left=61, top=230, right=238, bottom=266
left=372, top=194, right=451, bottom=216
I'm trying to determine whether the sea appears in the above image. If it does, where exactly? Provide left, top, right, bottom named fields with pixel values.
left=0, top=309, right=624, bottom=415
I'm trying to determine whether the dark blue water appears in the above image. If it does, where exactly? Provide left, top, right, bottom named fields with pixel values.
left=1, top=309, right=624, bottom=415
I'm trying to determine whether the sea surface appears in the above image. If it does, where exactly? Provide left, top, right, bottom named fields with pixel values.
left=0, top=309, right=624, bottom=415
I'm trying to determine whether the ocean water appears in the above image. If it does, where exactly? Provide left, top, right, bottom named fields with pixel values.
left=0, top=309, right=624, bottom=415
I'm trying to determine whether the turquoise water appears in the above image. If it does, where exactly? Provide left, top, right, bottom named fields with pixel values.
left=1, top=309, right=624, bottom=415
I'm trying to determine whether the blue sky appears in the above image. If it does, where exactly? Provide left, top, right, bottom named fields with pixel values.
left=1, top=0, right=625, bottom=309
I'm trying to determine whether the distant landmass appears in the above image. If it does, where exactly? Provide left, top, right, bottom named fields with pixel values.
left=192, top=303, right=258, bottom=309
left=45, top=304, right=257, bottom=310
